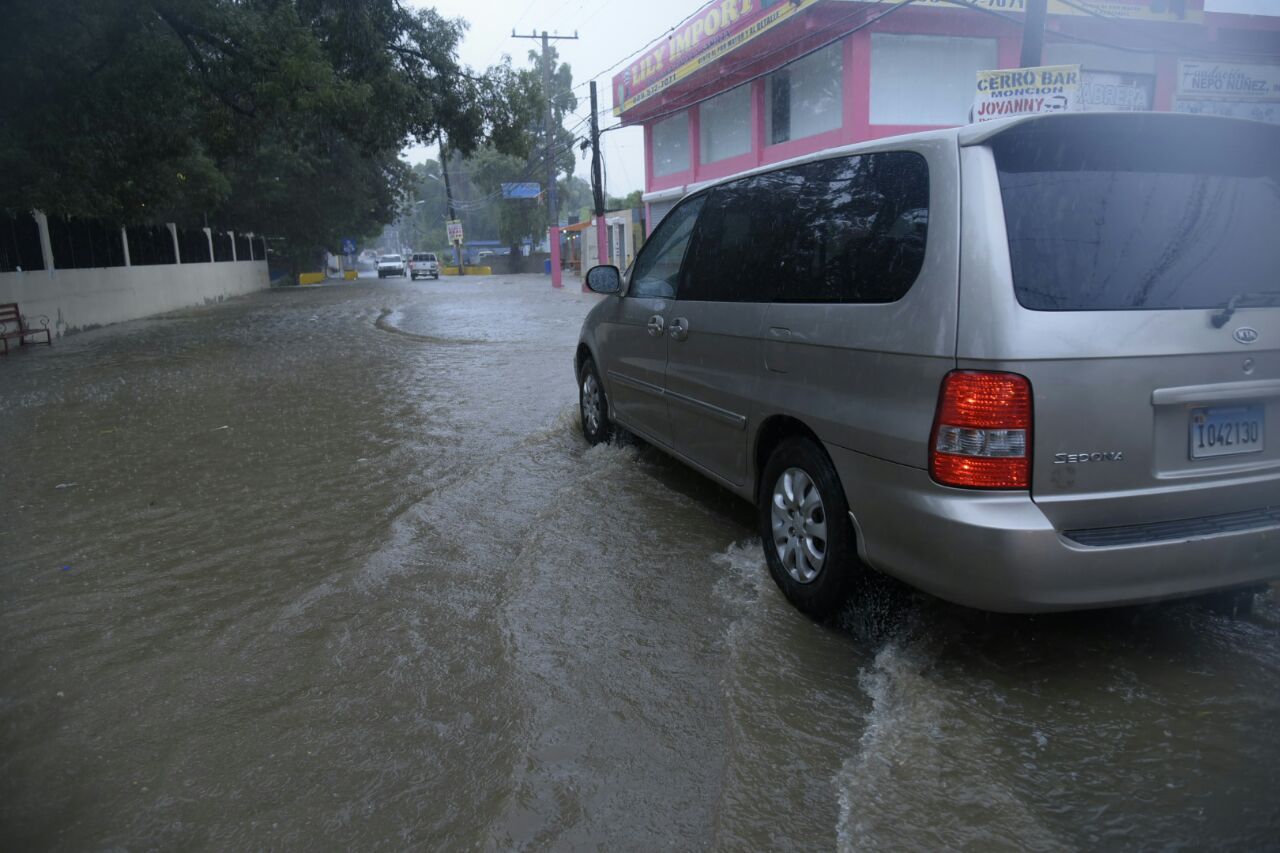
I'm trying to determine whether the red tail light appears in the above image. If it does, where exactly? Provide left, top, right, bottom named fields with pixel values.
left=930, top=371, right=1032, bottom=489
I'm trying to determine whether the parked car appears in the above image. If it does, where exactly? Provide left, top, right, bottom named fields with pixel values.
left=409, top=252, right=440, bottom=280
left=377, top=254, right=404, bottom=278
left=575, top=111, right=1280, bottom=618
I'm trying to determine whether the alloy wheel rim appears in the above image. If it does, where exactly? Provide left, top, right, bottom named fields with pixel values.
left=770, top=467, right=827, bottom=584
left=582, top=372, right=601, bottom=435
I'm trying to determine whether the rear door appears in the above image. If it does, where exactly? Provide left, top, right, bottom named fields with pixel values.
left=959, top=114, right=1280, bottom=531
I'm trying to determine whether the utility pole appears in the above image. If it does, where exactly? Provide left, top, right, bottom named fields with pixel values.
left=513, top=28, right=578, bottom=288
left=589, top=80, right=608, bottom=283
left=1019, top=0, right=1048, bottom=68
left=438, top=133, right=462, bottom=275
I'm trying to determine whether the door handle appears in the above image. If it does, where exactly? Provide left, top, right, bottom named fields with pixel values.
left=646, top=314, right=665, bottom=337
left=669, top=317, right=689, bottom=342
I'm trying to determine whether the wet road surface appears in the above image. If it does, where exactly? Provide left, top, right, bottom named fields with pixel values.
left=2, top=274, right=1278, bottom=850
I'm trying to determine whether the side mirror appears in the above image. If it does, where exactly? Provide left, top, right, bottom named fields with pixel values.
left=585, top=264, right=622, bottom=295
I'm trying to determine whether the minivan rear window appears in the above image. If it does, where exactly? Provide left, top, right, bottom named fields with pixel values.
left=993, top=117, right=1280, bottom=311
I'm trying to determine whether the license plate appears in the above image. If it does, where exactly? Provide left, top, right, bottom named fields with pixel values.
left=1189, top=405, right=1265, bottom=460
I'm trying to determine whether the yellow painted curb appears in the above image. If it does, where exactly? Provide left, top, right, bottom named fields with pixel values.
left=440, top=266, right=492, bottom=276
left=343, top=270, right=357, bottom=280
left=298, top=272, right=325, bottom=285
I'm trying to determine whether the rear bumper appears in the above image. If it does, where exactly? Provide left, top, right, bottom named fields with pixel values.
left=828, top=445, right=1280, bottom=613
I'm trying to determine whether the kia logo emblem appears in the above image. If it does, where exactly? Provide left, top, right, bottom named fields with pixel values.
left=1233, top=327, right=1259, bottom=345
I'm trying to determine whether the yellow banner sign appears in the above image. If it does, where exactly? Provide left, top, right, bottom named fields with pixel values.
left=613, top=0, right=823, bottom=116
left=838, top=0, right=1202, bottom=23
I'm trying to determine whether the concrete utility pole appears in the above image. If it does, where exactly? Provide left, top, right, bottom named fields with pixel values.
left=513, top=28, right=578, bottom=288
left=1019, top=0, right=1048, bottom=68
left=438, top=133, right=462, bottom=274
left=589, top=81, right=607, bottom=279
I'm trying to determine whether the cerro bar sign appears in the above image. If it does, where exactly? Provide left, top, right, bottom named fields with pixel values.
left=974, top=65, right=1081, bottom=122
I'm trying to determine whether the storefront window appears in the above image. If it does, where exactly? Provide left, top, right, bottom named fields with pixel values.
left=652, top=112, right=690, bottom=177
left=700, top=84, right=752, bottom=164
left=870, top=34, right=997, bottom=126
left=1043, top=44, right=1155, bottom=112
left=766, top=42, right=844, bottom=146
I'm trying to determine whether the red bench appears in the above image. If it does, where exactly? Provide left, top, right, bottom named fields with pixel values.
left=0, top=302, right=51, bottom=356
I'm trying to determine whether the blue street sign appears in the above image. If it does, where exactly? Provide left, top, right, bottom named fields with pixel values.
left=501, top=182, right=541, bottom=199
left=341, top=238, right=356, bottom=254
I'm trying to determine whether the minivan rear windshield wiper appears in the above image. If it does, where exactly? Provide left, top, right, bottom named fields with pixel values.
left=1210, top=291, right=1280, bottom=328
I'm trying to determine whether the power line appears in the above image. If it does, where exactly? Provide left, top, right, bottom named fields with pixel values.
left=946, top=0, right=1280, bottom=59
left=513, top=27, right=580, bottom=252
left=570, top=1, right=726, bottom=95
left=611, top=0, right=910, bottom=129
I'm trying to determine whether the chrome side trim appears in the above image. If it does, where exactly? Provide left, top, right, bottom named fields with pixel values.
left=664, top=389, right=747, bottom=430
left=607, top=370, right=665, bottom=399
left=1151, top=378, right=1280, bottom=406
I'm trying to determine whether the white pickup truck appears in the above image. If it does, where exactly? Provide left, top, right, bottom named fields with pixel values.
left=408, top=252, right=440, bottom=280
left=376, top=254, right=404, bottom=278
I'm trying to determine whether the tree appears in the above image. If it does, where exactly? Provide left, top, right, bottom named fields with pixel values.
left=607, top=190, right=644, bottom=211
left=467, top=147, right=546, bottom=256
left=528, top=45, right=580, bottom=191
left=0, top=0, right=542, bottom=274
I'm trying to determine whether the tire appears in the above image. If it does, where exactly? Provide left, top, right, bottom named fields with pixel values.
left=578, top=358, right=612, bottom=445
left=758, top=436, right=861, bottom=618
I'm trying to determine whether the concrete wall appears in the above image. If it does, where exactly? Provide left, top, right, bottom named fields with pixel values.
left=0, top=261, right=269, bottom=335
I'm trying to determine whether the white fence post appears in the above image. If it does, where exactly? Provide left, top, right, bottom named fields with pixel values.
left=228, top=231, right=237, bottom=261
left=167, top=223, right=181, bottom=263
left=32, top=210, right=54, bottom=274
left=121, top=226, right=132, bottom=267
left=203, top=227, right=214, bottom=262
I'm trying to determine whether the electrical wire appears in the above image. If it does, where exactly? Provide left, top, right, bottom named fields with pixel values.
left=569, top=1, right=729, bottom=94
left=443, top=129, right=591, bottom=211
left=606, top=0, right=910, bottom=129
left=946, top=0, right=1280, bottom=59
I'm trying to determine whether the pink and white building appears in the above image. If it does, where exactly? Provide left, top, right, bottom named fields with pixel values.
left=612, top=0, right=1280, bottom=229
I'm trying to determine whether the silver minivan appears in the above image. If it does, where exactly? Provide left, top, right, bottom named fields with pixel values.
left=575, top=112, right=1279, bottom=617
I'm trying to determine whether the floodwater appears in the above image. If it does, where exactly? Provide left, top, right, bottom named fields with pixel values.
left=1, top=274, right=1277, bottom=850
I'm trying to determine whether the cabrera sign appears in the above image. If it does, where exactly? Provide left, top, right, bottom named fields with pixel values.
left=974, top=65, right=1081, bottom=122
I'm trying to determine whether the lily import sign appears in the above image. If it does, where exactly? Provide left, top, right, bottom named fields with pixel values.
left=974, top=65, right=1081, bottom=122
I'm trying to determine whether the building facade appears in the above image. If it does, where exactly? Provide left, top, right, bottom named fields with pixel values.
left=613, top=0, right=1280, bottom=229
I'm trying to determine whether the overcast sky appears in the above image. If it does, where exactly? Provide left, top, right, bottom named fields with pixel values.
left=404, top=0, right=1280, bottom=193
left=405, top=0, right=702, bottom=197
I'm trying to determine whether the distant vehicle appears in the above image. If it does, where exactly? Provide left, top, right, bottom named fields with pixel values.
left=475, top=250, right=495, bottom=263
left=377, top=254, right=404, bottom=278
left=576, top=111, right=1280, bottom=619
left=409, top=252, right=439, bottom=280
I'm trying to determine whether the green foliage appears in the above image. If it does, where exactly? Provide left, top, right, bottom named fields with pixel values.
left=466, top=147, right=546, bottom=248
left=608, top=190, right=644, bottom=211
left=0, top=0, right=542, bottom=270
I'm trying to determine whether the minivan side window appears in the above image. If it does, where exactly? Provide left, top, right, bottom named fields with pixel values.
left=680, top=170, right=805, bottom=302
left=679, top=152, right=929, bottom=303
left=774, top=152, right=929, bottom=304
left=628, top=195, right=705, bottom=299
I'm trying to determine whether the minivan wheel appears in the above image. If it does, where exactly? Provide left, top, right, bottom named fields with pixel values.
left=759, top=437, right=859, bottom=618
left=578, top=359, right=612, bottom=445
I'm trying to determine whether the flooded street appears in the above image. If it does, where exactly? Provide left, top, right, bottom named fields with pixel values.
left=2, top=274, right=1277, bottom=850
